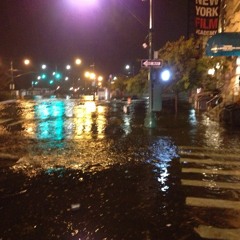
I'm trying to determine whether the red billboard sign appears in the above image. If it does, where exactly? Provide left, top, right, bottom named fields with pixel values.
left=195, top=0, right=221, bottom=36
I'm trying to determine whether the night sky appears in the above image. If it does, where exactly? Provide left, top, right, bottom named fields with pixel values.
left=0, top=0, right=189, bottom=77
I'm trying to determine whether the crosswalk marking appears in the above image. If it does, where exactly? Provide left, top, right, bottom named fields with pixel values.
left=179, top=146, right=240, bottom=154
left=194, top=225, right=240, bottom=240
left=179, top=151, right=240, bottom=160
left=179, top=147, right=240, bottom=239
left=181, top=179, right=240, bottom=190
left=186, top=197, right=240, bottom=210
left=180, top=158, right=240, bottom=166
left=182, top=167, right=240, bottom=176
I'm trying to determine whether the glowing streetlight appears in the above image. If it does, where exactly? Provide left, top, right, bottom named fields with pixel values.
left=9, top=58, right=32, bottom=90
left=125, top=64, right=130, bottom=70
left=66, top=64, right=71, bottom=70
left=23, top=59, right=30, bottom=65
left=70, top=0, right=97, bottom=7
left=90, top=72, right=96, bottom=80
left=41, top=64, right=47, bottom=70
left=75, top=58, right=82, bottom=65
left=161, top=69, right=171, bottom=82
left=98, top=76, right=103, bottom=81
left=85, top=71, right=90, bottom=78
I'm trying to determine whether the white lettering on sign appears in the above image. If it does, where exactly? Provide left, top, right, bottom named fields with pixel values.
left=141, top=59, right=163, bottom=68
left=196, top=0, right=219, bottom=6
left=195, top=0, right=220, bottom=36
left=196, top=29, right=217, bottom=35
left=211, top=45, right=240, bottom=52
left=196, top=6, right=218, bottom=17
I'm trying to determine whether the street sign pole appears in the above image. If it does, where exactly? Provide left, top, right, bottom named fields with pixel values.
left=144, top=0, right=157, bottom=128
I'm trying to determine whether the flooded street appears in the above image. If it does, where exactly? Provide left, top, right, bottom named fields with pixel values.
left=0, top=98, right=240, bottom=240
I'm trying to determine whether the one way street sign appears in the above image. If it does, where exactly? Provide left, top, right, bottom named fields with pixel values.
left=141, top=59, right=163, bottom=68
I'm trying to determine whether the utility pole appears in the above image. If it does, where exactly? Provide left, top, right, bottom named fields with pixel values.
left=9, top=61, right=15, bottom=90
left=148, top=0, right=154, bottom=112
left=144, top=0, right=157, bottom=128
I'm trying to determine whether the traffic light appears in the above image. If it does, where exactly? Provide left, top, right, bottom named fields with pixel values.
left=41, top=73, right=47, bottom=79
left=55, top=72, right=61, bottom=80
left=49, top=80, right=54, bottom=85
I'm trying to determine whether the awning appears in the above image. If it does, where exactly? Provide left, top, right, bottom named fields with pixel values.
left=206, top=32, right=240, bottom=57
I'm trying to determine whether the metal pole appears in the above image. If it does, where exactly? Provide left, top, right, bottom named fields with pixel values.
left=10, top=61, right=15, bottom=90
left=144, top=0, right=156, bottom=128
left=149, top=0, right=153, bottom=112
left=10, top=61, right=14, bottom=83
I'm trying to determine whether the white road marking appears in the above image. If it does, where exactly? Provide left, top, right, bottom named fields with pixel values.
left=186, top=197, right=240, bottom=210
left=181, top=179, right=240, bottom=190
left=180, top=158, right=240, bottom=166
left=194, top=225, right=240, bottom=240
left=182, top=168, right=240, bottom=176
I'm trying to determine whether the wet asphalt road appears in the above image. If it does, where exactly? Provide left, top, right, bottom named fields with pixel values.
left=0, top=98, right=240, bottom=240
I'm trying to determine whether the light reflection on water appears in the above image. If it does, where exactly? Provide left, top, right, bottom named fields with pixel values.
left=164, top=108, right=240, bottom=150
left=1, top=99, right=240, bottom=175
left=201, top=114, right=223, bottom=149
left=2, top=99, right=240, bottom=150
left=147, top=137, right=178, bottom=193
left=2, top=99, right=240, bottom=239
left=20, top=99, right=109, bottom=141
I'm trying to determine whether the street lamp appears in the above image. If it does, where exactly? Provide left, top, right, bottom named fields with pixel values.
left=23, top=59, right=30, bottom=65
left=41, top=64, right=47, bottom=70
left=125, top=64, right=135, bottom=76
left=9, top=59, right=32, bottom=90
left=160, top=69, right=171, bottom=82
left=66, top=64, right=71, bottom=70
left=97, top=75, right=103, bottom=87
left=9, top=61, right=15, bottom=90
left=75, top=58, right=82, bottom=65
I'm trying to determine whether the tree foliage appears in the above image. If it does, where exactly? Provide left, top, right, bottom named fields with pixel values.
left=111, top=36, right=232, bottom=98
left=110, top=69, right=148, bottom=98
left=158, top=36, right=231, bottom=93
left=125, top=69, right=148, bottom=96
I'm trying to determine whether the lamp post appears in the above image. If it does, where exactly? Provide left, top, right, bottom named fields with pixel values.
left=9, top=59, right=31, bottom=90
left=125, top=64, right=135, bottom=76
left=9, top=61, right=14, bottom=90
left=144, top=0, right=156, bottom=128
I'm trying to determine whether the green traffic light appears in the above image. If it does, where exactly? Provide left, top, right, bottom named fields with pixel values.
left=41, top=73, right=47, bottom=79
left=55, top=73, right=61, bottom=79
left=49, top=80, right=54, bottom=84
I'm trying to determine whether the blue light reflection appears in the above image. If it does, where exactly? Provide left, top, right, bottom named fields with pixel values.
left=35, top=100, right=65, bottom=140
left=148, top=137, right=178, bottom=192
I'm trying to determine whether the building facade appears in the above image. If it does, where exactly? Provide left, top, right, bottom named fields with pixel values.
left=223, top=0, right=240, bottom=32
left=219, top=0, right=240, bottom=103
